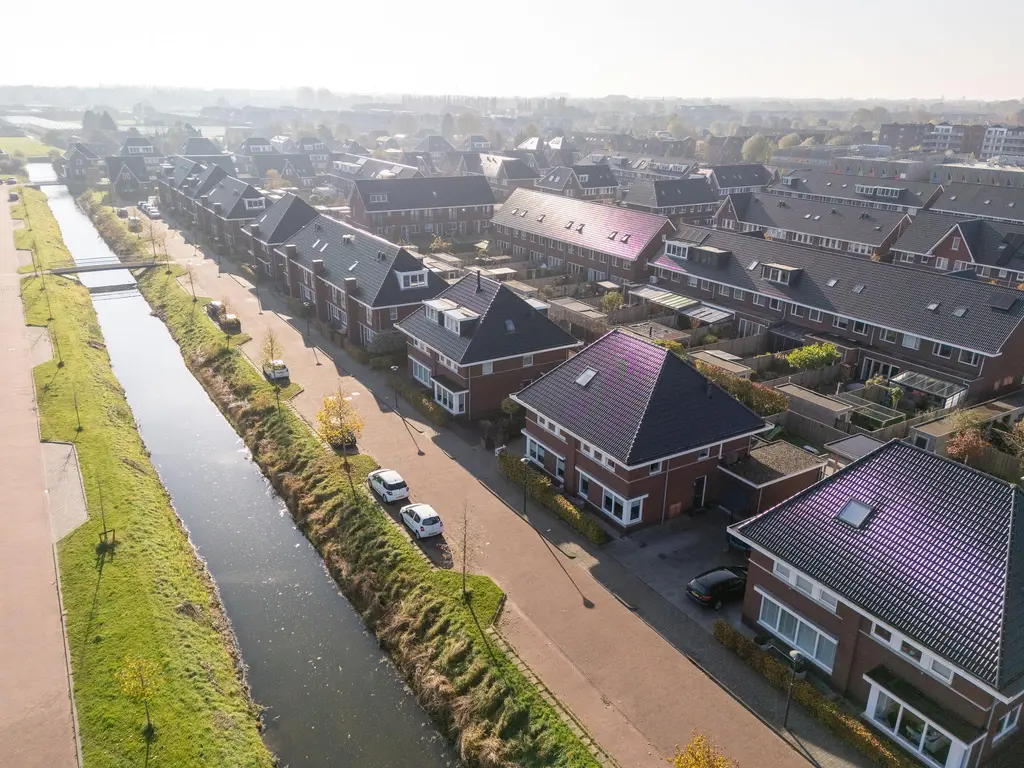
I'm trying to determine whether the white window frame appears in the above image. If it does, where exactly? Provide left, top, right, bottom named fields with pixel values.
left=933, top=343, right=952, bottom=359
left=756, top=591, right=838, bottom=672
left=389, top=307, right=399, bottom=321
left=523, top=353, right=534, bottom=367
left=853, top=321, right=868, bottom=335
left=833, top=315, right=849, bottom=330
left=411, top=358, right=432, bottom=387
left=480, top=361, right=493, bottom=375
left=935, top=257, right=949, bottom=271
left=808, top=309, right=823, bottom=322
left=866, top=683, right=968, bottom=768
left=437, top=353, right=461, bottom=373
left=951, top=237, right=960, bottom=251
left=752, top=294, right=766, bottom=306
left=772, top=560, right=839, bottom=613
left=996, top=704, right=1022, bottom=740
left=649, top=460, right=663, bottom=475
left=880, top=328, right=898, bottom=343
left=959, top=350, right=981, bottom=366
left=869, top=622, right=956, bottom=685
left=902, top=334, right=921, bottom=351
left=432, top=380, right=466, bottom=415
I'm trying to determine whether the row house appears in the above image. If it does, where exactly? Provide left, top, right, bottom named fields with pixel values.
left=247, top=193, right=319, bottom=282
left=490, top=188, right=675, bottom=285
left=324, top=154, right=421, bottom=199
left=194, top=176, right=267, bottom=254
left=890, top=210, right=1024, bottom=287
left=833, top=156, right=944, bottom=183
left=502, top=147, right=551, bottom=174
left=512, top=136, right=580, bottom=169
left=699, top=164, right=774, bottom=196
left=61, top=142, right=103, bottom=184
left=413, top=135, right=456, bottom=167
left=647, top=227, right=1024, bottom=406
left=714, top=193, right=911, bottom=258
left=395, top=273, right=581, bottom=419
left=705, top=135, right=744, bottom=164
left=392, top=150, right=439, bottom=176
left=231, top=136, right=277, bottom=177
left=535, top=164, right=619, bottom=200
left=731, top=441, right=1024, bottom=768
left=767, top=170, right=943, bottom=215
left=260, top=214, right=447, bottom=350
left=929, top=182, right=1024, bottom=226
left=105, top=156, right=154, bottom=199
left=931, top=163, right=1024, bottom=190
left=348, top=176, right=496, bottom=243
left=155, top=156, right=235, bottom=222
left=294, top=136, right=331, bottom=171
left=622, top=178, right=720, bottom=225
left=477, top=154, right=538, bottom=201
left=585, top=152, right=698, bottom=189
left=511, top=329, right=769, bottom=529
left=251, top=153, right=317, bottom=189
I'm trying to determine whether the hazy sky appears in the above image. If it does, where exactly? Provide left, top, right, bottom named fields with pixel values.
left=7, top=0, right=1023, bottom=101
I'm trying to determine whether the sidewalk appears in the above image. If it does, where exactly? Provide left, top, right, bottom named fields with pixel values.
left=0, top=200, right=79, bottom=766
left=158, top=220, right=869, bottom=768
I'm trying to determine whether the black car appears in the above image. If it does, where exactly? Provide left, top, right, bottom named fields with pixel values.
left=686, top=566, right=748, bottom=610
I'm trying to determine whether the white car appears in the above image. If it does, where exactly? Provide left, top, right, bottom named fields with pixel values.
left=368, top=469, right=409, bottom=503
left=399, top=503, right=443, bottom=539
left=262, top=359, right=289, bottom=380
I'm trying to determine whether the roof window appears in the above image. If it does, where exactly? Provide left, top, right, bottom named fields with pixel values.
left=575, top=368, right=598, bottom=387
left=952, top=307, right=967, bottom=317
left=853, top=284, right=865, bottom=294
left=747, top=260, right=759, bottom=271
left=827, top=278, right=838, bottom=287
left=926, top=302, right=940, bottom=311
left=609, top=231, right=618, bottom=239
left=837, top=499, right=873, bottom=528
left=576, top=223, right=585, bottom=233
left=566, top=220, right=574, bottom=229
left=620, top=234, right=630, bottom=243
left=505, top=319, right=515, bottom=333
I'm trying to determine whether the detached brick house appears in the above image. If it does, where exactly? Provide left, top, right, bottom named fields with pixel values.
left=348, top=176, right=495, bottom=243
left=247, top=193, right=319, bottom=281
left=105, top=156, right=153, bottom=198
left=395, top=274, right=581, bottom=419
left=730, top=441, right=1024, bottom=768
left=62, top=143, right=102, bottom=183
left=268, top=214, right=447, bottom=349
left=511, top=330, right=768, bottom=529
left=490, top=188, right=675, bottom=285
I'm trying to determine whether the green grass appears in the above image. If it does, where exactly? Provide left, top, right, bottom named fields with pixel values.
left=21, top=209, right=273, bottom=767
left=0, top=136, right=61, bottom=156
left=11, top=186, right=75, bottom=271
left=138, top=268, right=601, bottom=768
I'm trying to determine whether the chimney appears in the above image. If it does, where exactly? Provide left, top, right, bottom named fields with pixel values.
left=213, top=201, right=222, bottom=213
left=285, top=244, right=297, bottom=258
left=476, top=269, right=481, bottom=292
left=344, top=276, right=357, bottom=294
left=312, top=259, right=324, bottom=275
left=249, top=223, right=259, bottom=237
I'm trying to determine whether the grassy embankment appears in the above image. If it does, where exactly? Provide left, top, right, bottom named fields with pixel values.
left=11, top=186, right=75, bottom=272
left=20, top=201, right=274, bottom=767
left=137, top=266, right=601, bottom=768
left=0, top=136, right=62, bottom=155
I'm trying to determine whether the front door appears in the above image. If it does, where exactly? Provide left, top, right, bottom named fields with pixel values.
left=692, top=475, right=707, bottom=509
left=556, top=457, right=565, bottom=482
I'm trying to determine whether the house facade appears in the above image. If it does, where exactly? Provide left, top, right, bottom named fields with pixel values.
left=247, top=193, right=319, bottom=282
left=731, top=441, right=1024, bottom=768
left=647, top=228, right=1024, bottom=406
left=395, top=274, right=581, bottom=419
left=622, top=178, right=720, bottom=224
left=490, top=188, right=675, bottom=285
left=766, top=170, right=943, bottom=215
left=477, top=154, right=539, bottom=201
left=194, top=176, right=267, bottom=254
left=511, top=330, right=768, bottom=529
left=61, top=143, right=102, bottom=184
left=535, top=164, right=619, bottom=200
left=105, top=156, right=154, bottom=198
left=348, top=176, right=495, bottom=243
left=700, top=164, right=774, bottom=196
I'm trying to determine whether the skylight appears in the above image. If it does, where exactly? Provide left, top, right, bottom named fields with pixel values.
left=927, top=302, right=940, bottom=311
left=953, top=307, right=967, bottom=317
left=609, top=231, right=618, bottom=239
left=575, top=368, right=598, bottom=387
left=747, top=260, right=759, bottom=271
left=853, top=284, right=865, bottom=294
left=827, top=278, right=838, bottom=287
left=837, top=499, right=873, bottom=528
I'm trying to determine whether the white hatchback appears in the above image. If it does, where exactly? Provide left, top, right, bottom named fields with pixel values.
left=262, top=359, right=290, bottom=381
left=399, top=503, right=443, bottom=539
left=368, top=469, right=410, bottom=503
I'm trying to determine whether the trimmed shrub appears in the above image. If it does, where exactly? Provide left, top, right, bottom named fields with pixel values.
left=786, top=342, right=840, bottom=371
left=390, top=375, right=449, bottom=428
left=713, top=620, right=920, bottom=768
left=497, top=451, right=607, bottom=545
left=693, top=361, right=788, bottom=416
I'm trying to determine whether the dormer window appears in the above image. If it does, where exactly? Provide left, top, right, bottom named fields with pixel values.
left=244, top=198, right=266, bottom=211
left=761, top=264, right=796, bottom=285
left=369, top=193, right=388, bottom=203
left=397, top=269, right=428, bottom=289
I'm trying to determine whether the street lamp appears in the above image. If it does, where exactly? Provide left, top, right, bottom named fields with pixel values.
left=519, top=456, right=529, bottom=516
left=782, top=650, right=804, bottom=730
left=390, top=365, right=400, bottom=412
left=302, top=301, right=313, bottom=336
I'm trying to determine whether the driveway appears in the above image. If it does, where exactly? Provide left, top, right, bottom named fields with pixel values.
left=153, top=217, right=870, bottom=768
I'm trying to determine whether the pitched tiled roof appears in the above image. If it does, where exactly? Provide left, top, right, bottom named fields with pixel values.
left=237, top=137, right=277, bottom=155
left=118, top=136, right=157, bottom=155
left=247, top=193, right=318, bottom=244
left=414, top=135, right=455, bottom=153
left=328, top=154, right=420, bottom=183
left=180, top=136, right=222, bottom=155
left=537, top=164, right=618, bottom=191
left=105, top=155, right=152, bottom=183
left=338, top=139, right=369, bottom=156
left=513, top=329, right=765, bottom=466
left=890, top=210, right=965, bottom=255
left=707, top=164, right=773, bottom=188
left=184, top=154, right=236, bottom=175
left=732, top=440, right=1024, bottom=693
left=353, top=176, right=495, bottom=212
left=931, top=182, right=1024, bottom=222
left=768, top=170, right=941, bottom=210
left=479, top=154, right=537, bottom=182
left=728, top=193, right=909, bottom=247
left=492, top=188, right=673, bottom=262
left=652, top=227, right=1024, bottom=354
left=186, top=164, right=228, bottom=199
left=623, top=178, right=719, bottom=210
left=202, top=176, right=265, bottom=219
left=894, top=211, right=1024, bottom=270
left=587, top=152, right=697, bottom=179
left=396, top=274, right=579, bottom=364
left=66, top=142, right=99, bottom=160
left=281, top=215, right=446, bottom=307
left=253, top=153, right=316, bottom=180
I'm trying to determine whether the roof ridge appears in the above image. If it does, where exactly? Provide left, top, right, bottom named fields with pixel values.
left=992, top=483, right=1020, bottom=688
left=623, top=343, right=670, bottom=463
left=455, top=276, right=503, bottom=362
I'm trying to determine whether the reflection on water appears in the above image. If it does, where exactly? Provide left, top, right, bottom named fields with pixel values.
left=39, top=170, right=452, bottom=767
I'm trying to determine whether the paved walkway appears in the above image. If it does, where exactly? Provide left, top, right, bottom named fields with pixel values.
left=157, top=220, right=868, bottom=768
left=0, top=199, right=79, bottom=765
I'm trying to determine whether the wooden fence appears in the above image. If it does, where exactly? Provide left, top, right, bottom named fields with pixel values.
left=761, top=364, right=843, bottom=391
left=689, top=332, right=768, bottom=358
left=766, top=411, right=849, bottom=447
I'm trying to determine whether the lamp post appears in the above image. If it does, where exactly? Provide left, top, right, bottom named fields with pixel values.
left=303, top=301, right=313, bottom=336
left=390, top=365, right=400, bottom=413
left=519, top=457, right=529, bottom=516
left=782, top=650, right=803, bottom=730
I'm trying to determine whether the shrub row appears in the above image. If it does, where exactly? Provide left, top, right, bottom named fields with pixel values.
left=497, top=452, right=607, bottom=545
left=712, top=620, right=919, bottom=768
left=693, top=360, right=789, bottom=416
left=389, top=375, right=450, bottom=427
left=76, top=190, right=148, bottom=259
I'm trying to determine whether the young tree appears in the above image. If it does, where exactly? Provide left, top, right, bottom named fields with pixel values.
left=141, top=218, right=166, bottom=261
left=448, top=502, right=476, bottom=598
left=260, top=329, right=282, bottom=366
left=184, top=263, right=198, bottom=301
left=741, top=133, right=774, bottom=164
left=800, top=136, right=818, bottom=147
left=670, top=732, right=738, bottom=768
left=786, top=342, right=840, bottom=371
left=316, top=391, right=365, bottom=451
left=946, top=428, right=988, bottom=466
left=116, top=657, right=163, bottom=737
left=777, top=132, right=802, bottom=149
left=263, top=169, right=288, bottom=190
left=600, top=291, right=624, bottom=313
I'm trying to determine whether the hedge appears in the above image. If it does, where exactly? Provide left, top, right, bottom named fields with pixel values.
left=693, top=360, right=789, bottom=416
left=712, top=620, right=920, bottom=768
left=389, top=375, right=449, bottom=428
left=497, top=451, right=607, bottom=545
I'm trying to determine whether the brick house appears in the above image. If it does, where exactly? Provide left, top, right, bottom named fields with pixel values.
left=535, top=164, right=619, bottom=200
left=155, top=155, right=237, bottom=220
left=713, top=193, right=911, bottom=258
left=324, top=154, right=421, bottom=200
left=348, top=176, right=495, bottom=243
left=268, top=214, right=447, bottom=349
left=717, top=440, right=825, bottom=518
left=646, top=227, right=1024, bottom=405
left=511, top=330, right=768, bottom=529
left=766, top=170, right=943, bottom=215
left=194, top=176, right=267, bottom=254
left=700, top=164, right=774, bottom=196
left=730, top=440, right=1024, bottom=768
left=584, top=152, right=698, bottom=190
left=930, top=183, right=1024, bottom=226
left=622, top=178, right=720, bottom=224
left=246, top=193, right=319, bottom=282
left=105, top=156, right=153, bottom=199
left=251, top=153, right=317, bottom=189
left=477, top=154, right=539, bottom=201
left=180, top=136, right=223, bottom=156
left=395, top=273, right=581, bottom=419
left=61, top=143, right=102, bottom=184
left=232, top=136, right=277, bottom=177
left=294, top=136, right=331, bottom=171
left=490, top=188, right=675, bottom=285
left=890, top=210, right=1024, bottom=287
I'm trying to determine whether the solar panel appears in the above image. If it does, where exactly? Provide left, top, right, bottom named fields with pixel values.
left=988, top=292, right=1017, bottom=311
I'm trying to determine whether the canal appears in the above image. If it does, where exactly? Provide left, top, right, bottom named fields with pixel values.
left=29, top=165, right=454, bottom=767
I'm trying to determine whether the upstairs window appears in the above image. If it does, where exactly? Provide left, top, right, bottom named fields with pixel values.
left=399, top=270, right=427, bottom=289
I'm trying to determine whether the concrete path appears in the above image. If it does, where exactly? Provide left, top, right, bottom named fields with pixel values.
left=41, top=443, right=88, bottom=542
left=156, top=221, right=867, bottom=768
left=0, top=198, right=79, bottom=766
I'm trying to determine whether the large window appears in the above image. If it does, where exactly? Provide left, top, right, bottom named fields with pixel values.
left=870, top=689, right=955, bottom=767
left=996, top=704, right=1021, bottom=740
left=411, top=359, right=431, bottom=387
left=526, top=436, right=547, bottom=464
left=433, top=381, right=465, bottom=415
left=757, top=593, right=837, bottom=671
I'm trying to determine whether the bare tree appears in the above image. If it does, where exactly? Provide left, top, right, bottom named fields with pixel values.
left=260, top=329, right=282, bottom=366
left=141, top=218, right=166, bottom=262
left=184, top=263, right=198, bottom=301
left=447, top=502, right=476, bottom=598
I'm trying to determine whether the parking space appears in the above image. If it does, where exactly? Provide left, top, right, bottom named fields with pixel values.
left=604, top=507, right=749, bottom=633
left=364, top=474, right=453, bottom=568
